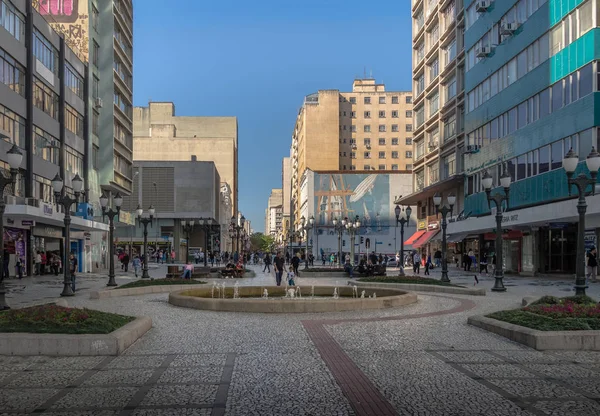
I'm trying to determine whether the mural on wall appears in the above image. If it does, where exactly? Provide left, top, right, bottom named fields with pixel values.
left=314, top=173, right=391, bottom=235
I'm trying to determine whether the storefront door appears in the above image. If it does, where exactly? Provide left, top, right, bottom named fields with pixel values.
left=544, top=228, right=577, bottom=273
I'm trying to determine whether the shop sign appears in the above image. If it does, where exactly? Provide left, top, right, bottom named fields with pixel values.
left=42, top=203, right=54, bottom=216
left=33, top=225, right=63, bottom=239
left=118, top=211, right=135, bottom=226
left=500, top=214, right=519, bottom=224
left=585, top=231, right=596, bottom=252
left=21, top=220, right=35, bottom=226
left=428, top=221, right=439, bottom=230
left=418, top=220, right=427, bottom=230
left=6, top=218, right=14, bottom=225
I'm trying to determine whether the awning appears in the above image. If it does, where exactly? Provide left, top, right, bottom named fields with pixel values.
left=448, top=232, right=469, bottom=243
left=413, top=230, right=440, bottom=248
left=404, top=230, right=426, bottom=246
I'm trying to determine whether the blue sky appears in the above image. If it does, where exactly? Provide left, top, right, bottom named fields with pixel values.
left=133, top=0, right=413, bottom=232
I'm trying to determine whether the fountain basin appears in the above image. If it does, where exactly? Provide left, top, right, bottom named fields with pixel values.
left=168, top=286, right=417, bottom=313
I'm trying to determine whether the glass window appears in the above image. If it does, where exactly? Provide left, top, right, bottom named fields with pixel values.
left=0, top=47, right=25, bottom=96
left=517, top=155, right=527, bottom=180
left=517, top=50, right=527, bottom=79
left=0, top=103, right=26, bottom=148
left=379, top=138, right=386, bottom=145
left=65, top=64, right=83, bottom=99
left=378, top=151, right=386, bottom=159
left=508, top=108, right=517, bottom=134
left=518, top=102, right=527, bottom=129
left=580, top=0, right=593, bottom=36
left=33, top=31, right=58, bottom=75
left=406, top=151, right=413, bottom=158
left=579, top=129, right=593, bottom=161
left=551, top=141, right=563, bottom=170
left=392, top=138, right=400, bottom=145
left=580, top=63, right=593, bottom=97
left=33, top=78, right=59, bottom=119
left=532, top=149, right=538, bottom=176
left=490, top=118, right=498, bottom=140
left=539, top=32, right=549, bottom=62
left=391, top=96, right=398, bottom=104
left=550, top=24, right=562, bottom=56
left=507, top=59, right=517, bottom=85
left=0, top=0, right=25, bottom=40
left=539, top=88, right=550, bottom=118
left=539, top=145, right=550, bottom=173
left=552, top=81, right=563, bottom=112
left=392, top=151, right=399, bottom=158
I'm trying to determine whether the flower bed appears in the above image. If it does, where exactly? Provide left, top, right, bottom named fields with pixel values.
left=487, top=295, right=600, bottom=331
left=0, top=305, right=135, bottom=334
left=115, top=278, right=206, bottom=290
left=358, top=276, right=461, bottom=287
left=303, top=268, right=345, bottom=273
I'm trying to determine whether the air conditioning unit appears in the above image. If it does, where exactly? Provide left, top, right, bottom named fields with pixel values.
left=94, top=97, right=103, bottom=108
left=475, top=1, right=492, bottom=12
left=465, top=145, right=480, bottom=154
left=500, top=22, right=520, bottom=36
left=476, top=45, right=492, bottom=58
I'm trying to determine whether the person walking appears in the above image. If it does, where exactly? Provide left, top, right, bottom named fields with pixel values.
left=434, top=250, right=442, bottom=268
left=2, top=249, right=9, bottom=280
left=424, top=254, right=431, bottom=275
left=285, top=251, right=290, bottom=265
left=132, top=256, right=141, bottom=277
left=123, top=251, right=130, bottom=272
left=263, top=253, right=272, bottom=273
left=587, top=246, right=598, bottom=282
left=273, top=252, right=286, bottom=286
left=40, top=251, right=47, bottom=275
left=413, top=251, right=421, bottom=274
left=291, top=253, right=300, bottom=276
left=182, top=261, right=194, bottom=279
left=194, top=251, right=200, bottom=265
left=467, top=248, right=474, bottom=272
left=69, top=252, right=78, bottom=292
left=34, top=251, right=42, bottom=276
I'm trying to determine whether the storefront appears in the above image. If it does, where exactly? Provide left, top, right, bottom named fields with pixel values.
left=483, top=230, right=523, bottom=274
left=32, top=224, right=64, bottom=274
left=3, top=226, right=28, bottom=277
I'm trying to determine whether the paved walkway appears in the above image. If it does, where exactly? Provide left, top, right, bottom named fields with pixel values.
left=1, top=265, right=600, bottom=415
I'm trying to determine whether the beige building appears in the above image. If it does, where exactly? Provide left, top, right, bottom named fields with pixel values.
left=265, top=189, right=283, bottom=236
left=133, top=101, right=238, bottom=251
left=291, top=79, right=413, bottom=229
left=281, top=157, right=292, bottom=243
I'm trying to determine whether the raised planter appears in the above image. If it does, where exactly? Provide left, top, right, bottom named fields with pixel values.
left=90, top=284, right=207, bottom=299
left=351, top=281, right=486, bottom=296
left=298, top=271, right=348, bottom=278
left=0, top=316, right=152, bottom=356
left=468, top=315, right=600, bottom=350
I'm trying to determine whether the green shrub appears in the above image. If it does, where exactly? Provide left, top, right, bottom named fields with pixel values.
left=560, top=295, right=598, bottom=305
left=530, top=295, right=560, bottom=305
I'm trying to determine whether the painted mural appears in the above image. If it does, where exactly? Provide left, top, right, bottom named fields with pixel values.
left=314, top=173, right=392, bottom=235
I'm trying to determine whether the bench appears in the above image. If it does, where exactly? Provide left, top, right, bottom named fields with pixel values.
left=219, top=268, right=244, bottom=278
left=166, top=265, right=181, bottom=278
left=350, top=264, right=387, bottom=277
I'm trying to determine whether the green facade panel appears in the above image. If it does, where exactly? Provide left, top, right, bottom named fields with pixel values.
left=549, top=0, right=586, bottom=27
left=550, top=29, right=596, bottom=83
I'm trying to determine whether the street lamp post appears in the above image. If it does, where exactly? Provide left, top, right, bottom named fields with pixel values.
left=136, top=205, right=155, bottom=279
left=181, top=220, right=195, bottom=264
left=394, top=205, right=412, bottom=275
left=52, top=173, right=85, bottom=296
left=0, top=145, right=23, bottom=309
left=482, top=167, right=512, bottom=292
left=300, top=216, right=315, bottom=269
left=332, top=217, right=347, bottom=267
left=99, top=192, right=123, bottom=287
left=433, top=193, right=455, bottom=283
left=563, top=147, right=600, bottom=296
left=346, top=216, right=361, bottom=265
left=198, top=219, right=215, bottom=267
left=230, top=215, right=245, bottom=256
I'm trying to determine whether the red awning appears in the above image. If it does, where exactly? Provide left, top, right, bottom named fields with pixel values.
left=405, top=230, right=426, bottom=246
left=413, top=230, right=440, bottom=248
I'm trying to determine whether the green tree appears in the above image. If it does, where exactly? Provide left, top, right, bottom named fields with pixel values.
left=249, top=233, right=276, bottom=252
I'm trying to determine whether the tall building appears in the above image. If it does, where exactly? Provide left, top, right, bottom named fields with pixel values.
left=281, top=157, right=291, bottom=243
left=446, top=0, right=597, bottom=275
left=1, top=1, right=108, bottom=274
left=265, top=188, right=283, bottom=236
left=397, top=0, right=466, bottom=254
left=133, top=101, right=238, bottom=252
left=290, top=79, right=413, bottom=230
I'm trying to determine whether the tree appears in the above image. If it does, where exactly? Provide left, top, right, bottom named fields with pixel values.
left=249, top=233, right=276, bottom=252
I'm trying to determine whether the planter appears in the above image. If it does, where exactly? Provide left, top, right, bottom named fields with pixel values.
left=352, top=281, right=486, bottom=296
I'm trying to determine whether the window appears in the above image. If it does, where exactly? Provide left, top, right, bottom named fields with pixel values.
left=444, top=38, right=457, bottom=67
left=114, top=91, right=132, bottom=118
left=65, top=105, right=83, bottom=136
left=580, top=63, right=593, bottom=98
left=391, top=164, right=399, bottom=170
left=391, top=124, right=399, bottom=132
left=93, top=41, right=99, bottom=68
left=539, top=145, right=550, bottom=173
left=364, top=138, right=371, bottom=146
left=391, top=138, right=399, bottom=145
left=392, top=96, right=399, bottom=104
left=65, top=146, right=84, bottom=176
left=429, top=23, right=439, bottom=45
left=33, top=175, right=52, bottom=203
left=415, top=170, right=425, bottom=191
left=406, top=96, right=412, bottom=104
left=33, top=127, right=59, bottom=164
left=415, top=41, right=425, bottom=63
left=379, top=97, right=386, bottom=104
left=379, top=111, right=386, bottom=118
left=392, top=111, right=398, bottom=118
left=0, top=47, right=25, bottom=96
left=405, top=138, right=412, bottom=145
left=517, top=155, right=527, bottom=180
left=552, top=81, right=563, bottom=112
left=351, top=125, right=356, bottom=132
left=378, top=164, right=386, bottom=170
left=92, top=111, right=99, bottom=136
left=442, top=153, right=456, bottom=178
left=351, top=152, right=356, bottom=159
left=0, top=103, right=26, bottom=148
left=379, top=151, right=386, bottom=159
left=429, top=58, right=439, bottom=81
left=93, top=76, right=99, bottom=99
left=429, top=92, right=439, bottom=115
left=0, top=0, right=24, bottom=40
left=428, top=163, right=439, bottom=184
left=379, top=125, right=386, bottom=132
left=445, top=76, right=457, bottom=101
left=65, top=64, right=84, bottom=99
left=551, top=141, right=563, bottom=170
left=92, top=5, right=99, bottom=31
left=580, top=0, right=593, bottom=35
left=33, top=78, right=58, bottom=119
left=416, top=73, right=425, bottom=96
left=428, top=127, right=439, bottom=148
left=416, top=105, right=425, bottom=127
left=379, top=138, right=386, bottom=145
left=364, top=97, right=371, bottom=104
left=349, top=97, right=356, bottom=104
left=114, top=121, right=132, bottom=148
left=364, top=165, right=371, bottom=170
left=364, top=125, right=371, bottom=132
left=406, top=151, right=413, bottom=158
left=416, top=141, right=425, bottom=159
left=351, top=111, right=356, bottom=118
left=406, top=124, right=413, bottom=132
left=33, top=31, right=58, bottom=75
left=406, top=164, right=413, bottom=170
left=364, top=111, right=371, bottom=118
left=392, top=151, right=399, bottom=159
left=351, top=165, right=356, bottom=170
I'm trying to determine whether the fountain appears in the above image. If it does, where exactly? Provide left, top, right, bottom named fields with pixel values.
left=221, top=282, right=226, bottom=299
left=311, top=285, right=315, bottom=299
left=352, top=286, right=358, bottom=298
left=262, top=288, right=269, bottom=299
left=233, top=282, right=240, bottom=299
left=360, top=290, right=366, bottom=298
left=211, top=283, right=216, bottom=298
left=287, top=288, right=296, bottom=299
left=295, top=287, right=302, bottom=298
left=333, top=288, right=339, bottom=299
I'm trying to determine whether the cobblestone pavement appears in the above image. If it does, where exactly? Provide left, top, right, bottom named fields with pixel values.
left=2, top=265, right=600, bottom=415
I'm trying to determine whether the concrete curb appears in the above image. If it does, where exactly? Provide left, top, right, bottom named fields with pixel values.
left=0, top=316, right=152, bottom=356
left=296, top=272, right=347, bottom=278
left=90, top=284, right=207, bottom=299
left=468, top=315, right=600, bottom=350
left=351, top=281, right=486, bottom=296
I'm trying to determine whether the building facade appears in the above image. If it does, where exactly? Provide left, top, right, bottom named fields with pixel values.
left=117, top=161, right=221, bottom=261
left=281, top=157, right=291, bottom=243
left=446, top=0, right=598, bottom=275
left=132, top=101, right=238, bottom=252
left=265, top=188, right=283, bottom=237
left=398, top=0, right=466, bottom=259
left=291, top=79, right=413, bottom=231
left=1, top=0, right=108, bottom=275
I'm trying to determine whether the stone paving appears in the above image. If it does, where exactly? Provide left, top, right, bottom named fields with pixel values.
left=1, top=265, right=600, bottom=415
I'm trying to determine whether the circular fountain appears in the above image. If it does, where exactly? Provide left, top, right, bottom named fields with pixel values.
left=168, top=283, right=417, bottom=313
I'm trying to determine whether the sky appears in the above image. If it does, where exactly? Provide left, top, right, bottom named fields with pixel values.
left=133, top=0, right=413, bottom=233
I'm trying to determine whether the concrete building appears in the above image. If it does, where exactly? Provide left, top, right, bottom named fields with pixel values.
left=132, top=101, right=238, bottom=252
left=291, top=79, right=413, bottom=231
left=281, top=157, right=291, bottom=244
left=444, top=0, right=599, bottom=275
left=118, top=161, right=221, bottom=261
left=396, top=0, right=466, bottom=256
left=265, top=188, right=283, bottom=236
left=0, top=0, right=109, bottom=275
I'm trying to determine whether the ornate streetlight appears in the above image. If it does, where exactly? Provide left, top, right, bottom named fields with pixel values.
left=100, top=191, right=122, bottom=287
left=230, top=215, right=245, bottom=254
left=0, top=144, right=23, bottom=309
left=394, top=204, right=412, bottom=275
left=136, top=205, right=155, bottom=279
left=181, top=220, right=195, bottom=264
left=482, top=166, right=512, bottom=292
left=332, top=216, right=347, bottom=267
left=346, top=215, right=361, bottom=265
left=433, top=193, right=455, bottom=283
left=198, top=218, right=217, bottom=267
left=300, top=215, right=315, bottom=269
left=563, top=147, right=600, bottom=296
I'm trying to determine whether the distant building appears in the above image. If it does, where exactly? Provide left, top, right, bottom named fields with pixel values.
left=265, top=189, right=283, bottom=236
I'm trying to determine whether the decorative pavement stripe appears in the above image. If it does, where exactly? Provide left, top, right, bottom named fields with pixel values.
left=211, top=353, right=237, bottom=416
left=32, top=355, right=115, bottom=413
left=302, top=295, right=477, bottom=416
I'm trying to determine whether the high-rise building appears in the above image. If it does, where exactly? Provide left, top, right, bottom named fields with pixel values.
left=281, top=157, right=291, bottom=243
left=290, top=79, right=413, bottom=229
left=447, top=0, right=597, bottom=275
left=397, top=0, right=466, bottom=253
left=0, top=1, right=108, bottom=274
left=265, top=188, right=283, bottom=236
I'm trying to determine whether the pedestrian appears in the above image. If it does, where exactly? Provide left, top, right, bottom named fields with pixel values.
left=587, top=246, right=598, bottom=282
left=344, top=252, right=354, bottom=278
left=434, top=250, right=442, bottom=268
left=480, top=252, right=489, bottom=274
left=2, top=249, right=9, bottom=280
left=171, top=249, right=176, bottom=263
left=210, top=252, right=215, bottom=266
left=413, top=251, right=421, bottom=274
left=123, top=251, right=130, bottom=272
left=273, top=252, right=286, bottom=286
left=291, top=253, right=301, bottom=275
left=133, top=256, right=141, bottom=277
left=263, top=252, right=271, bottom=273
left=194, top=251, right=200, bottom=264
left=34, top=251, right=41, bottom=275
left=424, top=254, right=431, bottom=275
left=467, top=248, right=474, bottom=271
left=285, top=251, right=290, bottom=265
left=40, top=251, right=47, bottom=275
left=69, top=252, right=77, bottom=292
left=182, top=261, right=194, bottom=279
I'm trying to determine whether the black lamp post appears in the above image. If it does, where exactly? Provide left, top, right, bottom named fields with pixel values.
left=345, top=215, right=361, bottom=265
left=433, top=193, right=455, bottom=283
left=394, top=205, right=412, bottom=275
left=0, top=144, right=23, bottom=309
left=482, top=166, right=512, bottom=292
left=181, top=220, right=195, bottom=264
left=230, top=215, right=245, bottom=255
left=198, top=218, right=217, bottom=267
left=300, top=215, right=315, bottom=269
left=52, top=173, right=85, bottom=295
left=100, top=192, right=123, bottom=287
left=332, top=217, right=347, bottom=267
left=136, top=205, right=155, bottom=279
left=563, top=147, right=600, bottom=296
